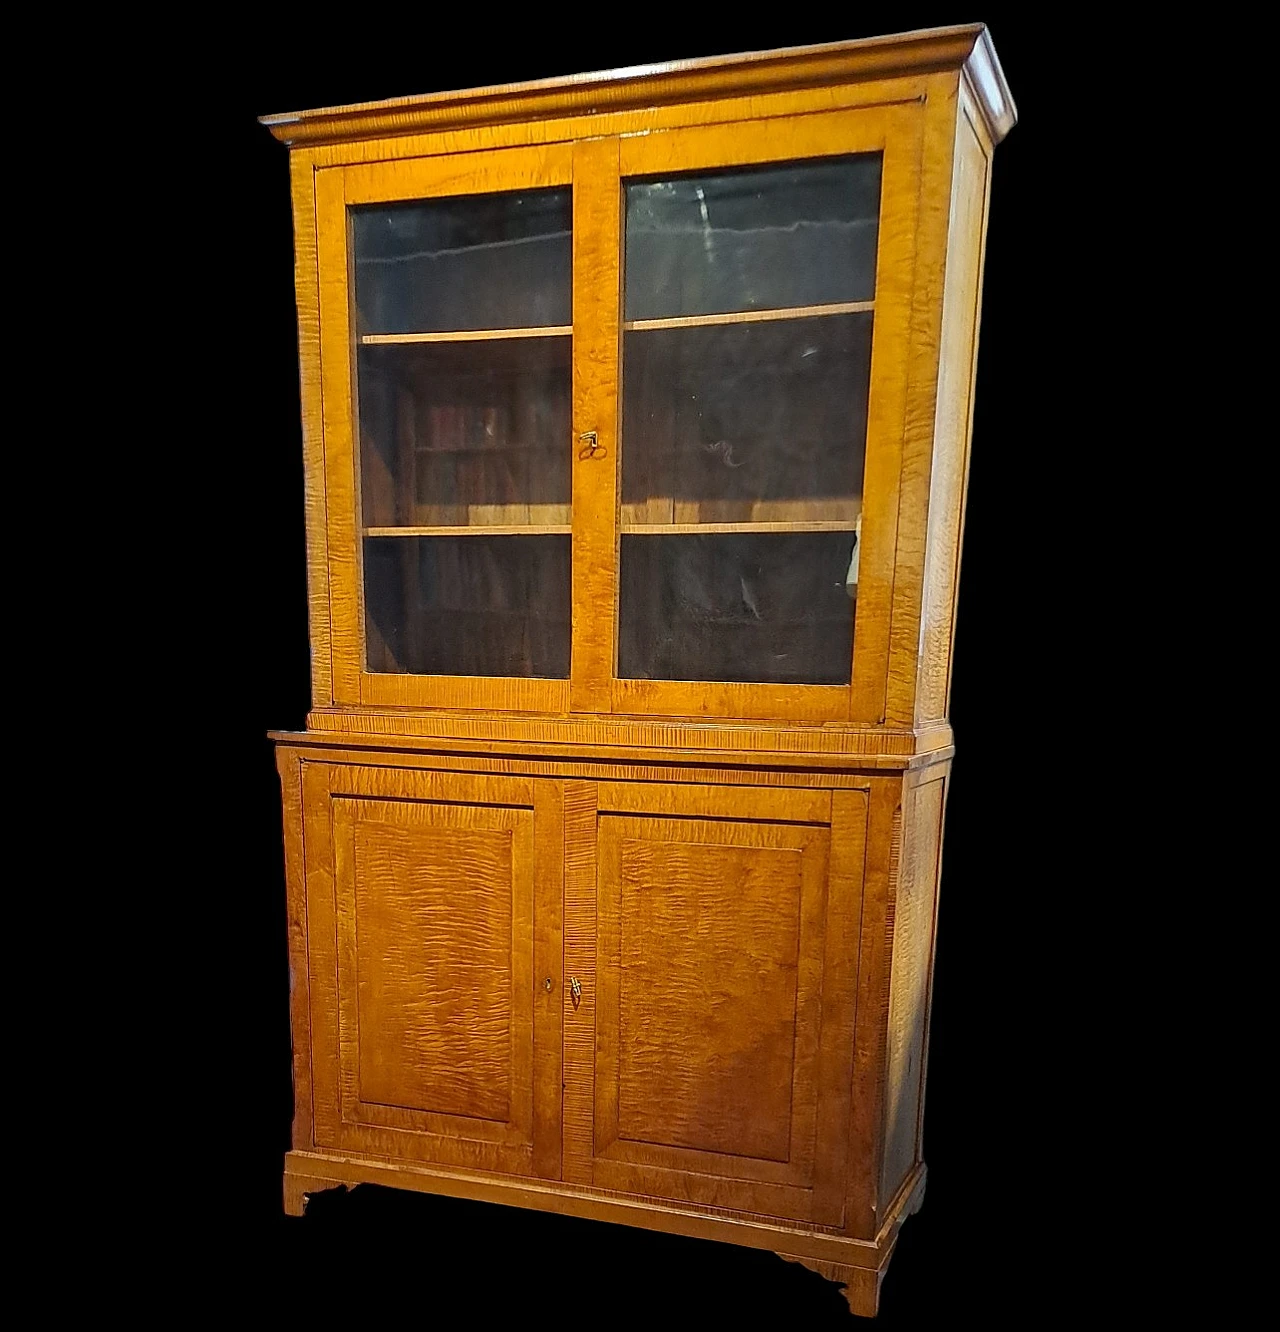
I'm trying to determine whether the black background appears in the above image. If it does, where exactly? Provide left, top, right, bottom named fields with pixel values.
left=136, top=10, right=1093, bottom=1322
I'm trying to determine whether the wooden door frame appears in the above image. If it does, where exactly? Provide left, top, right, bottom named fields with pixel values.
left=314, top=143, right=575, bottom=713
left=568, top=102, right=925, bottom=724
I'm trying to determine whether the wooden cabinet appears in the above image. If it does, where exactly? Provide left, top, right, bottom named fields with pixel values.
left=267, top=25, right=1014, bottom=1317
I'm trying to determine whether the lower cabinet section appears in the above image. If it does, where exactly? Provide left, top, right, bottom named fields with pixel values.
left=280, top=746, right=948, bottom=1312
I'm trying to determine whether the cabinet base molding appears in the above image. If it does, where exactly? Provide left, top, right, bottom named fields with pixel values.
left=282, top=1151, right=926, bottom=1316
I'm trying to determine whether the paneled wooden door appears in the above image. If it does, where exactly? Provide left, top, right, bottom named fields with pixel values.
left=302, top=763, right=563, bottom=1178
left=563, top=781, right=869, bottom=1224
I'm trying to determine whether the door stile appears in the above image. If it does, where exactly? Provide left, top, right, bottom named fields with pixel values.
left=569, top=138, right=622, bottom=713
left=562, top=779, right=599, bottom=1181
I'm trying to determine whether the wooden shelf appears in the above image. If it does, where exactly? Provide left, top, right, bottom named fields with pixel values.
left=365, top=525, right=571, bottom=537
left=623, top=301, right=873, bottom=333
left=361, top=327, right=572, bottom=345
left=409, top=442, right=564, bottom=455
left=621, top=521, right=857, bottom=535
left=360, top=303, right=872, bottom=343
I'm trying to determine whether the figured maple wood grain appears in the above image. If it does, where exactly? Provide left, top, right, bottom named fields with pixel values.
left=810, top=788, right=869, bottom=1224
left=279, top=739, right=921, bottom=789
left=917, top=93, right=992, bottom=724
left=561, top=781, right=598, bottom=1184
left=845, top=778, right=901, bottom=1237
left=610, top=679, right=851, bottom=724
left=292, top=710, right=934, bottom=762
left=531, top=781, right=564, bottom=1179
left=883, top=76, right=965, bottom=727
left=345, top=815, right=514, bottom=1120
left=285, top=1147, right=888, bottom=1262
left=880, top=776, right=945, bottom=1204
left=614, top=836, right=803, bottom=1160
left=301, top=76, right=931, bottom=173
left=341, top=143, right=570, bottom=206
left=314, top=169, right=361, bottom=704
left=569, top=136, right=621, bottom=712
left=596, top=781, right=830, bottom=823
left=360, top=673, right=570, bottom=714
left=579, top=787, right=851, bottom=1223
left=302, top=763, right=559, bottom=1175
left=288, top=152, right=332, bottom=709
left=332, top=794, right=534, bottom=1154
left=848, top=99, right=930, bottom=725
left=276, top=749, right=313, bottom=1149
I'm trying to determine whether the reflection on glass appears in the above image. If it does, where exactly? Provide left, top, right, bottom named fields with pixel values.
left=625, top=156, right=881, bottom=321
left=364, top=535, right=570, bottom=678
left=618, top=532, right=856, bottom=685
left=359, top=339, right=570, bottom=528
left=354, top=186, right=573, bottom=678
left=622, top=314, right=871, bottom=526
left=353, top=189, right=572, bottom=334
left=618, top=155, right=881, bottom=685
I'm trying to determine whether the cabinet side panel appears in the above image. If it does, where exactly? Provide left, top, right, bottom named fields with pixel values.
left=289, top=151, right=333, bottom=708
left=879, top=774, right=945, bottom=1204
left=277, top=748, right=313, bottom=1149
left=916, top=96, right=991, bottom=724
left=846, top=777, right=900, bottom=1237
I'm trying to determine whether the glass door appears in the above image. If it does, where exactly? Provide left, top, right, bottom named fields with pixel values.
left=316, top=144, right=576, bottom=710
left=602, top=108, right=922, bottom=723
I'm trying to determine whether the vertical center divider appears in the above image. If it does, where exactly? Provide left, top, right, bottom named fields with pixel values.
left=570, top=137, right=623, bottom=713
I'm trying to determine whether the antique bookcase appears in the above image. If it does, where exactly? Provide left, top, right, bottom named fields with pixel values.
left=263, top=25, right=1014, bottom=1317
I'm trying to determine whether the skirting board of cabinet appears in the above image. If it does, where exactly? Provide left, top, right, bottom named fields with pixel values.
left=282, top=1150, right=927, bottom=1316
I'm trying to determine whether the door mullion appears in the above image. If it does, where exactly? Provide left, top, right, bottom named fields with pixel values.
left=569, top=137, right=622, bottom=712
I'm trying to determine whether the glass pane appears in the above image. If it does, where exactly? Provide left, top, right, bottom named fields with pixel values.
left=621, top=313, right=871, bottom=526
left=359, top=339, right=570, bottom=528
left=353, top=189, right=571, bottom=334
left=625, top=156, right=880, bottom=321
left=619, top=156, right=881, bottom=687
left=353, top=186, right=572, bottom=679
left=364, top=535, right=570, bottom=677
left=618, top=532, right=856, bottom=685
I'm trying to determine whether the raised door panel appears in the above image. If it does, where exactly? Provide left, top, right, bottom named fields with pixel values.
left=303, top=763, right=562, bottom=1178
left=564, top=781, right=868, bottom=1225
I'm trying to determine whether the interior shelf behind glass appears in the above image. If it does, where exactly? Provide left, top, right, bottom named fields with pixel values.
left=621, top=312, right=871, bottom=528
left=364, top=534, right=570, bottom=678
left=618, top=531, right=857, bottom=686
left=359, top=337, right=571, bottom=529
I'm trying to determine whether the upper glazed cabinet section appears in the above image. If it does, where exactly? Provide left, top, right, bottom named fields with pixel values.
left=271, top=28, right=1014, bottom=726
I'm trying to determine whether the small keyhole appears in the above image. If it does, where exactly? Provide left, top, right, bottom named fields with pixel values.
left=544, top=977, right=553, bottom=992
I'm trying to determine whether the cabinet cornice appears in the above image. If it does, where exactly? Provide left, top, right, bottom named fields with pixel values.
left=260, top=25, right=1016, bottom=149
